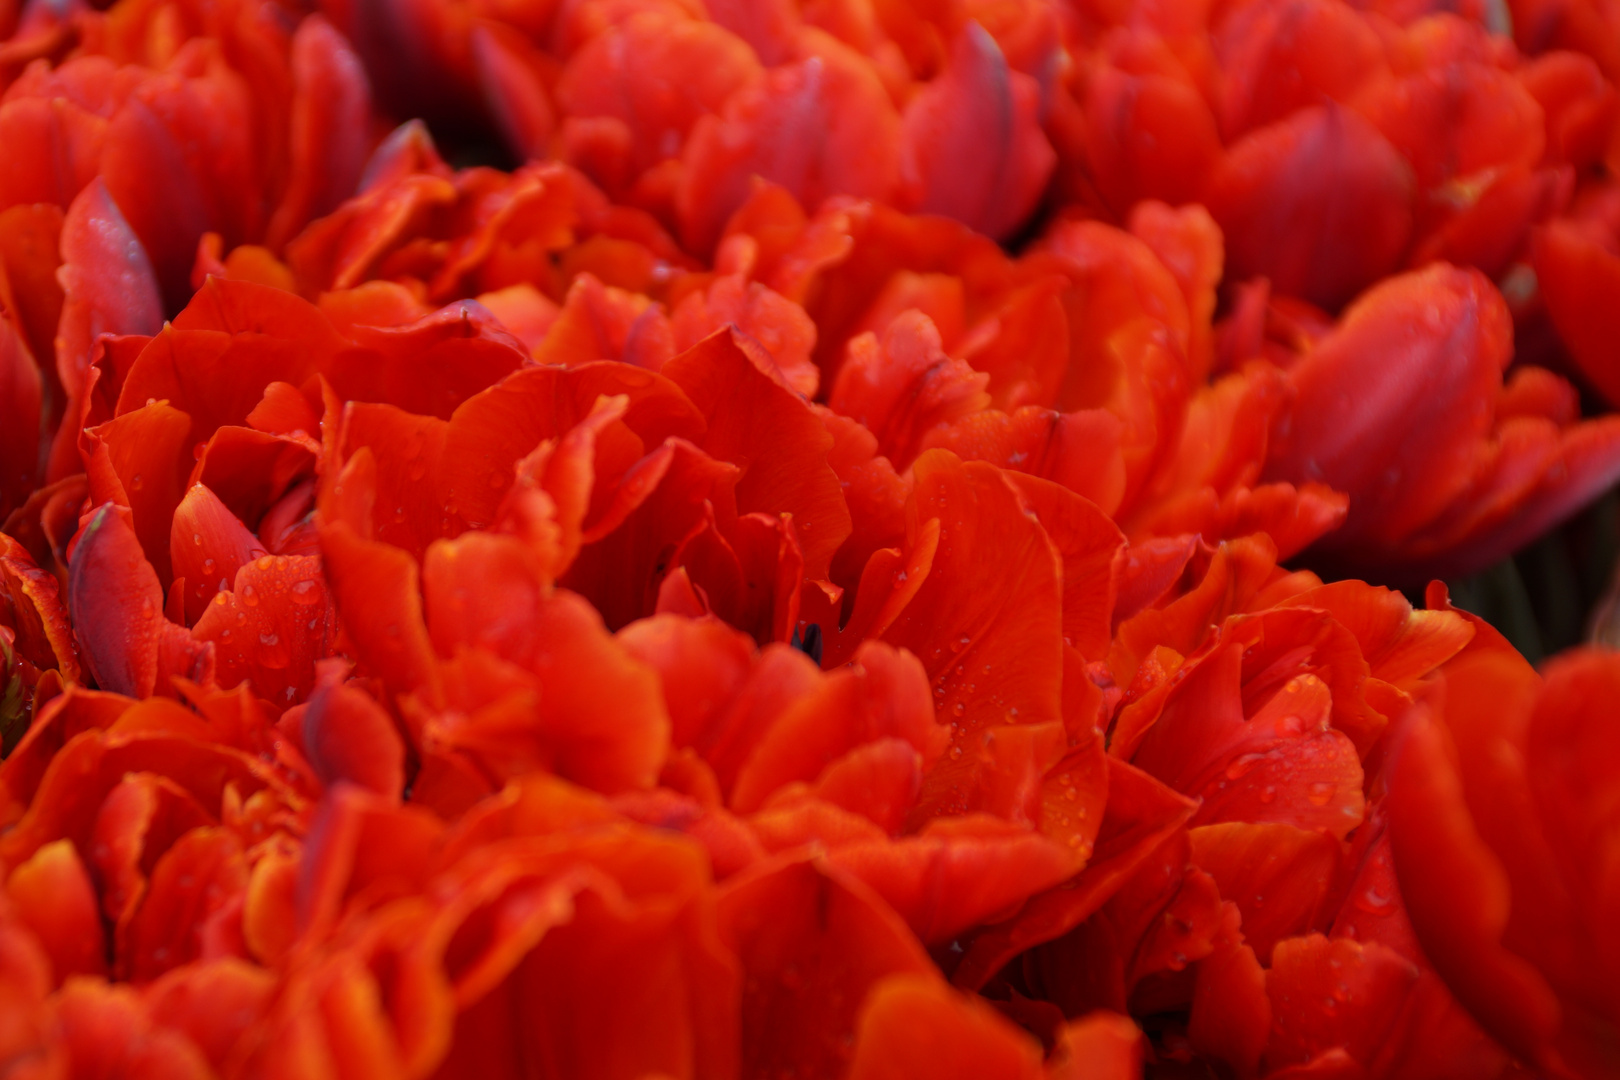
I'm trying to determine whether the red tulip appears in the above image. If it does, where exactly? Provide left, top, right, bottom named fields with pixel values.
left=1390, top=622, right=1620, bottom=1078
left=1263, top=263, right=1620, bottom=580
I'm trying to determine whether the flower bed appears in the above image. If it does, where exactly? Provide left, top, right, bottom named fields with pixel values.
left=0, top=0, right=1617, bottom=1076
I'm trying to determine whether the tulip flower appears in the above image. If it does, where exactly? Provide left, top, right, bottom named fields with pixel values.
left=4, top=0, right=1620, bottom=1073
left=1262, top=263, right=1620, bottom=581
left=1390, top=608, right=1620, bottom=1079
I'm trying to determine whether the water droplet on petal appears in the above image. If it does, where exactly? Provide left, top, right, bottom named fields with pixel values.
left=1225, top=753, right=1266, bottom=780
left=1355, top=884, right=1397, bottom=916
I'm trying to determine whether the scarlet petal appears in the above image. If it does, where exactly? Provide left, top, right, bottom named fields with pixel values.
left=845, top=973, right=1046, bottom=1080
left=716, top=855, right=935, bottom=1080
left=442, top=362, right=705, bottom=535
left=333, top=403, right=452, bottom=559
left=665, top=327, right=852, bottom=580
left=1389, top=693, right=1566, bottom=1072
left=617, top=613, right=758, bottom=749
left=1263, top=264, right=1511, bottom=555
left=318, top=513, right=439, bottom=702
left=958, top=276, right=1073, bottom=411
left=1080, top=67, right=1224, bottom=217
left=1277, top=580, right=1473, bottom=691
left=882, top=451, right=1064, bottom=824
left=169, top=484, right=266, bottom=626
left=55, top=179, right=163, bottom=402
left=1131, top=646, right=1367, bottom=839
left=331, top=301, right=530, bottom=420
left=1047, top=1011, right=1145, bottom=1080
left=828, top=816, right=1080, bottom=944
left=89, top=771, right=213, bottom=932
left=558, top=439, right=738, bottom=629
left=669, top=269, right=820, bottom=397
left=302, top=661, right=405, bottom=799
left=1190, top=822, right=1339, bottom=964
left=729, top=641, right=942, bottom=813
left=1264, top=935, right=1420, bottom=1074
left=898, top=22, right=1055, bottom=241
left=1216, top=0, right=1386, bottom=139
left=80, top=399, right=191, bottom=584
left=471, top=24, right=556, bottom=163
left=922, top=406, right=1127, bottom=517
left=1522, top=650, right=1620, bottom=1071
left=0, top=202, right=67, bottom=389
left=424, top=551, right=672, bottom=794
left=190, top=553, right=337, bottom=707
left=118, top=278, right=345, bottom=450
left=1204, top=105, right=1414, bottom=310
left=381, top=822, right=737, bottom=1080
left=266, top=16, right=374, bottom=249
left=534, top=271, right=674, bottom=371
left=6, top=838, right=107, bottom=982
left=807, top=738, right=924, bottom=835
left=1353, top=62, right=1545, bottom=195
left=1189, top=936, right=1271, bottom=1077
left=0, top=89, right=106, bottom=213
left=189, top=427, right=318, bottom=548
left=686, top=644, right=825, bottom=796
left=49, top=979, right=214, bottom=1080
left=555, top=12, right=762, bottom=180
left=1534, top=218, right=1620, bottom=407
left=143, top=959, right=276, bottom=1074
left=1004, top=473, right=1125, bottom=662
left=0, top=533, right=80, bottom=681
left=952, top=758, right=1198, bottom=991
left=0, top=317, right=43, bottom=522
left=68, top=503, right=164, bottom=698
left=830, top=310, right=990, bottom=471
left=123, top=826, right=248, bottom=983
left=98, top=64, right=261, bottom=311
left=1128, top=201, right=1224, bottom=383
left=678, top=46, right=901, bottom=254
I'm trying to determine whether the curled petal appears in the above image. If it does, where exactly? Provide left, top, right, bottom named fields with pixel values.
left=1204, top=105, right=1414, bottom=310
left=68, top=503, right=164, bottom=698
left=6, top=838, right=107, bottom=983
left=56, top=179, right=162, bottom=406
left=716, top=855, right=934, bottom=1079
left=898, top=22, right=1055, bottom=241
left=846, top=973, right=1046, bottom=1080
left=302, top=660, right=405, bottom=798
left=678, top=47, right=901, bottom=254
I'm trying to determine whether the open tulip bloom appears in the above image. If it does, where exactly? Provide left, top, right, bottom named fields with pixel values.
left=2, top=0, right=1620, bottom=1077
